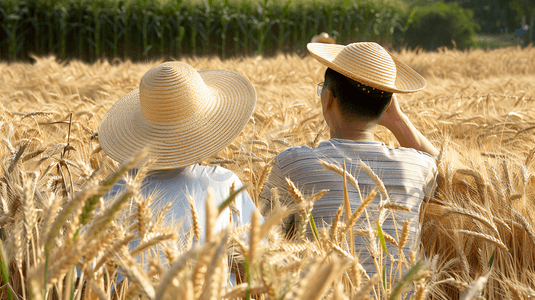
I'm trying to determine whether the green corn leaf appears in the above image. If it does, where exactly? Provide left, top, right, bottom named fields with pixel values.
left=309, top=214, right=320, bottom=243
left=377, top=223, right=387, bottom=254
left=0, top=240, right=13, bottom=300
left=217, top=185, right=248, bottom=215
left=389, top=261, right=430, bottom=300
left=489, top=249, right=496, bottom=267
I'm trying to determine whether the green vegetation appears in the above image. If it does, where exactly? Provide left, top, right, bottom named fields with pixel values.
left=0, top=0, right=412, bottom=61
left=402, top=2, right=480, bottom=50
left=0, top=0, right=527, bottom=61
left=473, top=34, right=518, bottom=50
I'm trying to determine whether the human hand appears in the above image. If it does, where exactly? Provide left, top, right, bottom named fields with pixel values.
left=378, top=94, right=406, bottom=131
left=378, top=94, right=439, bottom=157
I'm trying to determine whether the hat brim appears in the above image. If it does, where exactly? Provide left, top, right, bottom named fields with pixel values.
left=307, top=43, right=426, bottom=93
left=98, top=69, right=256, bottom=169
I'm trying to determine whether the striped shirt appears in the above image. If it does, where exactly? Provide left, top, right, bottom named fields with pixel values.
left=260, top=139, right=437, bottom=276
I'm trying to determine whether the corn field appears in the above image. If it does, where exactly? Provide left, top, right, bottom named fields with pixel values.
left=0, top=0, right=411, bottom=61
left=0, top=46, right=534, bottom=300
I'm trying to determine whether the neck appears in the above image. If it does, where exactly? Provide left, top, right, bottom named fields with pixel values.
left=328, top=116, right=378, bottom=142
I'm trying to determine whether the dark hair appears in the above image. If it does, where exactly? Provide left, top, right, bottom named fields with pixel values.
left=324, top=68, right=393, bottom=120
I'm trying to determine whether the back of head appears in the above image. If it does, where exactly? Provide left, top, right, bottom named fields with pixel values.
left=324, top=68, right=393, bottom=121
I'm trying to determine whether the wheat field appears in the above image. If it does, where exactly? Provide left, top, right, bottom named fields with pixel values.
left=0, top=46, right=534, bottom=300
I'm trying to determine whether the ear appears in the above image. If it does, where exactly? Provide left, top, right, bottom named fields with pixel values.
left=385, top=93, right=395, bottom=110
left=325, top=86, right=335, bottom=111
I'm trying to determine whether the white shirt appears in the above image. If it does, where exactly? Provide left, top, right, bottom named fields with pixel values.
left=106, top=164, right=259, bottom=285
left=108, top=164, right=258, bottom=247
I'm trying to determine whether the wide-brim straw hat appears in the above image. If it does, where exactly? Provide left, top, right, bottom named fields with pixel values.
left=307, top=42, right=426, bottom=93
left=98, top=61, right=256, bottom=169
left=311, top=32, right=336, bottom=44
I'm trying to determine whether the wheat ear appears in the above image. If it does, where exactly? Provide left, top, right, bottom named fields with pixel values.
left=358, top=159, right=388, bottom=201
left=397, top=220, right=411, bottom=268
left=457, top=229, right=508, bottom=252
left=93, top=234, right=136, bottom=270
left=154, top=243, right=211, bottom=300
left=117, top=253, right=156, bottom=300
left=353, top=273, right=379, bottom=299
left=341, top=158, right=355, bottom=257
left=260, top=206, right=291, bottom=239
left=460, top=275, right=489, bottom=300
left=441, top=205, right=499, bottom=236
left=342, top=189, right=377, bottom=235
left=382, top=202, right=411, bottom=212
left=223, top=284, right=268, bottom=299
left=295, top=257, right=350, bottom=300
left=191, top=246, right=214, bottom=299
left=249, top=209, right=261, bottom=265
left=130, top=232, right=176, bottom=257
left=256, top=161, right=273, bottom=195
left=351, top=260, right=364, bottom=291
left=200, top=231, right=228, bottom=300
left=285, top=177, right=305, bottom=204
left=135, top=196, right=151, bottom=241
left=398, top=221, right=411, bottom=249
left=311, top=189, right=329, bottom=203
left=319, top=159, right=362, bottom=201
left=330, top=205, right=344, bottom=242
left=205, top=187, right=216, bottom=243
left=186, top=193, right=200, bottom=242
left=413, top=282, right=428, bottom=300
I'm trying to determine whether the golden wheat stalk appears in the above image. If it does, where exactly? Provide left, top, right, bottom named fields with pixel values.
left=223, top=284, right=268, bottom=299
left=319, top=159, right=362, bottom=201
left=330, top=205, right=344, bottom=242
left=457, top=229, right=508, bottom=252
left=285, top=177, right=305, bottom=204
left=130, top=232, right=176, bottom=257
left=358, top=159, right=389, bottom=201
left=381, top=202, right=411, bottom=212
left=154, top=243, right=212, bottom=300
left=260, top=206, right=291, bottom=239
left=200, top=231, right=229, bottom=300
left=249, top=209, right=261, bottom=265
left=186, top=193, right=201, bottom=242
left=93, top=234, right=136, bottom=271
left=117, top=253, right=156, bottom=300
left=204, top=187, right=217, bottom=243
left=342, top=189, right=378, bottom=235
left=353, top=273, right=380, bottom=299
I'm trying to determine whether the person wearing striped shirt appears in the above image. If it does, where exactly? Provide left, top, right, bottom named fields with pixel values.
left=260, top=42, right=438, bottom=283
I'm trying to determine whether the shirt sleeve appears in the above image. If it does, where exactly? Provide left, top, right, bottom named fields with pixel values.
left=423, top=156, right=438, bottom=199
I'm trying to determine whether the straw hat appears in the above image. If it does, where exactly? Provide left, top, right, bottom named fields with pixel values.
left=98, top=61, right=256, bottom=169
left=307, top=42, right=426, bottom=93
left=311, top=32, right=336, bottom=44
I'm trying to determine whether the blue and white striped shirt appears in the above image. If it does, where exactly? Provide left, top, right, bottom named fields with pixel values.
left=260, top=138, right=437, bottom=276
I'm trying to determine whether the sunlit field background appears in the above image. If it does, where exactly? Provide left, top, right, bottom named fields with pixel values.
left=0, top=46, right=534, bottom=299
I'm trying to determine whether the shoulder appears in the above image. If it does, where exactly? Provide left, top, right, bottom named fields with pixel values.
left=392, top=145, right=435, bottom=158
left=274, top=143, right=328, bottom=165
left=390, top=147, right=437, bottom=177
left=194, top=164, right=242, bottom=184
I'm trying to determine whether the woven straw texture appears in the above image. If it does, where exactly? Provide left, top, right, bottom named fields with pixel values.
left=311, top=33, right=336, bottom=44
left=307, top=42, right=426, bottom=93
left=98, top=61, right=256, bottom=169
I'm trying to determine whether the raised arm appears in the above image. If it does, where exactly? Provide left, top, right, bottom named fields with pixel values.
left=378, top=94, right=439, bottom=158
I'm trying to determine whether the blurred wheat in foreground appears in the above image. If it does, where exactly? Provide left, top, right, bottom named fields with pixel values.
left=0, top=46, right=535, bottom=300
